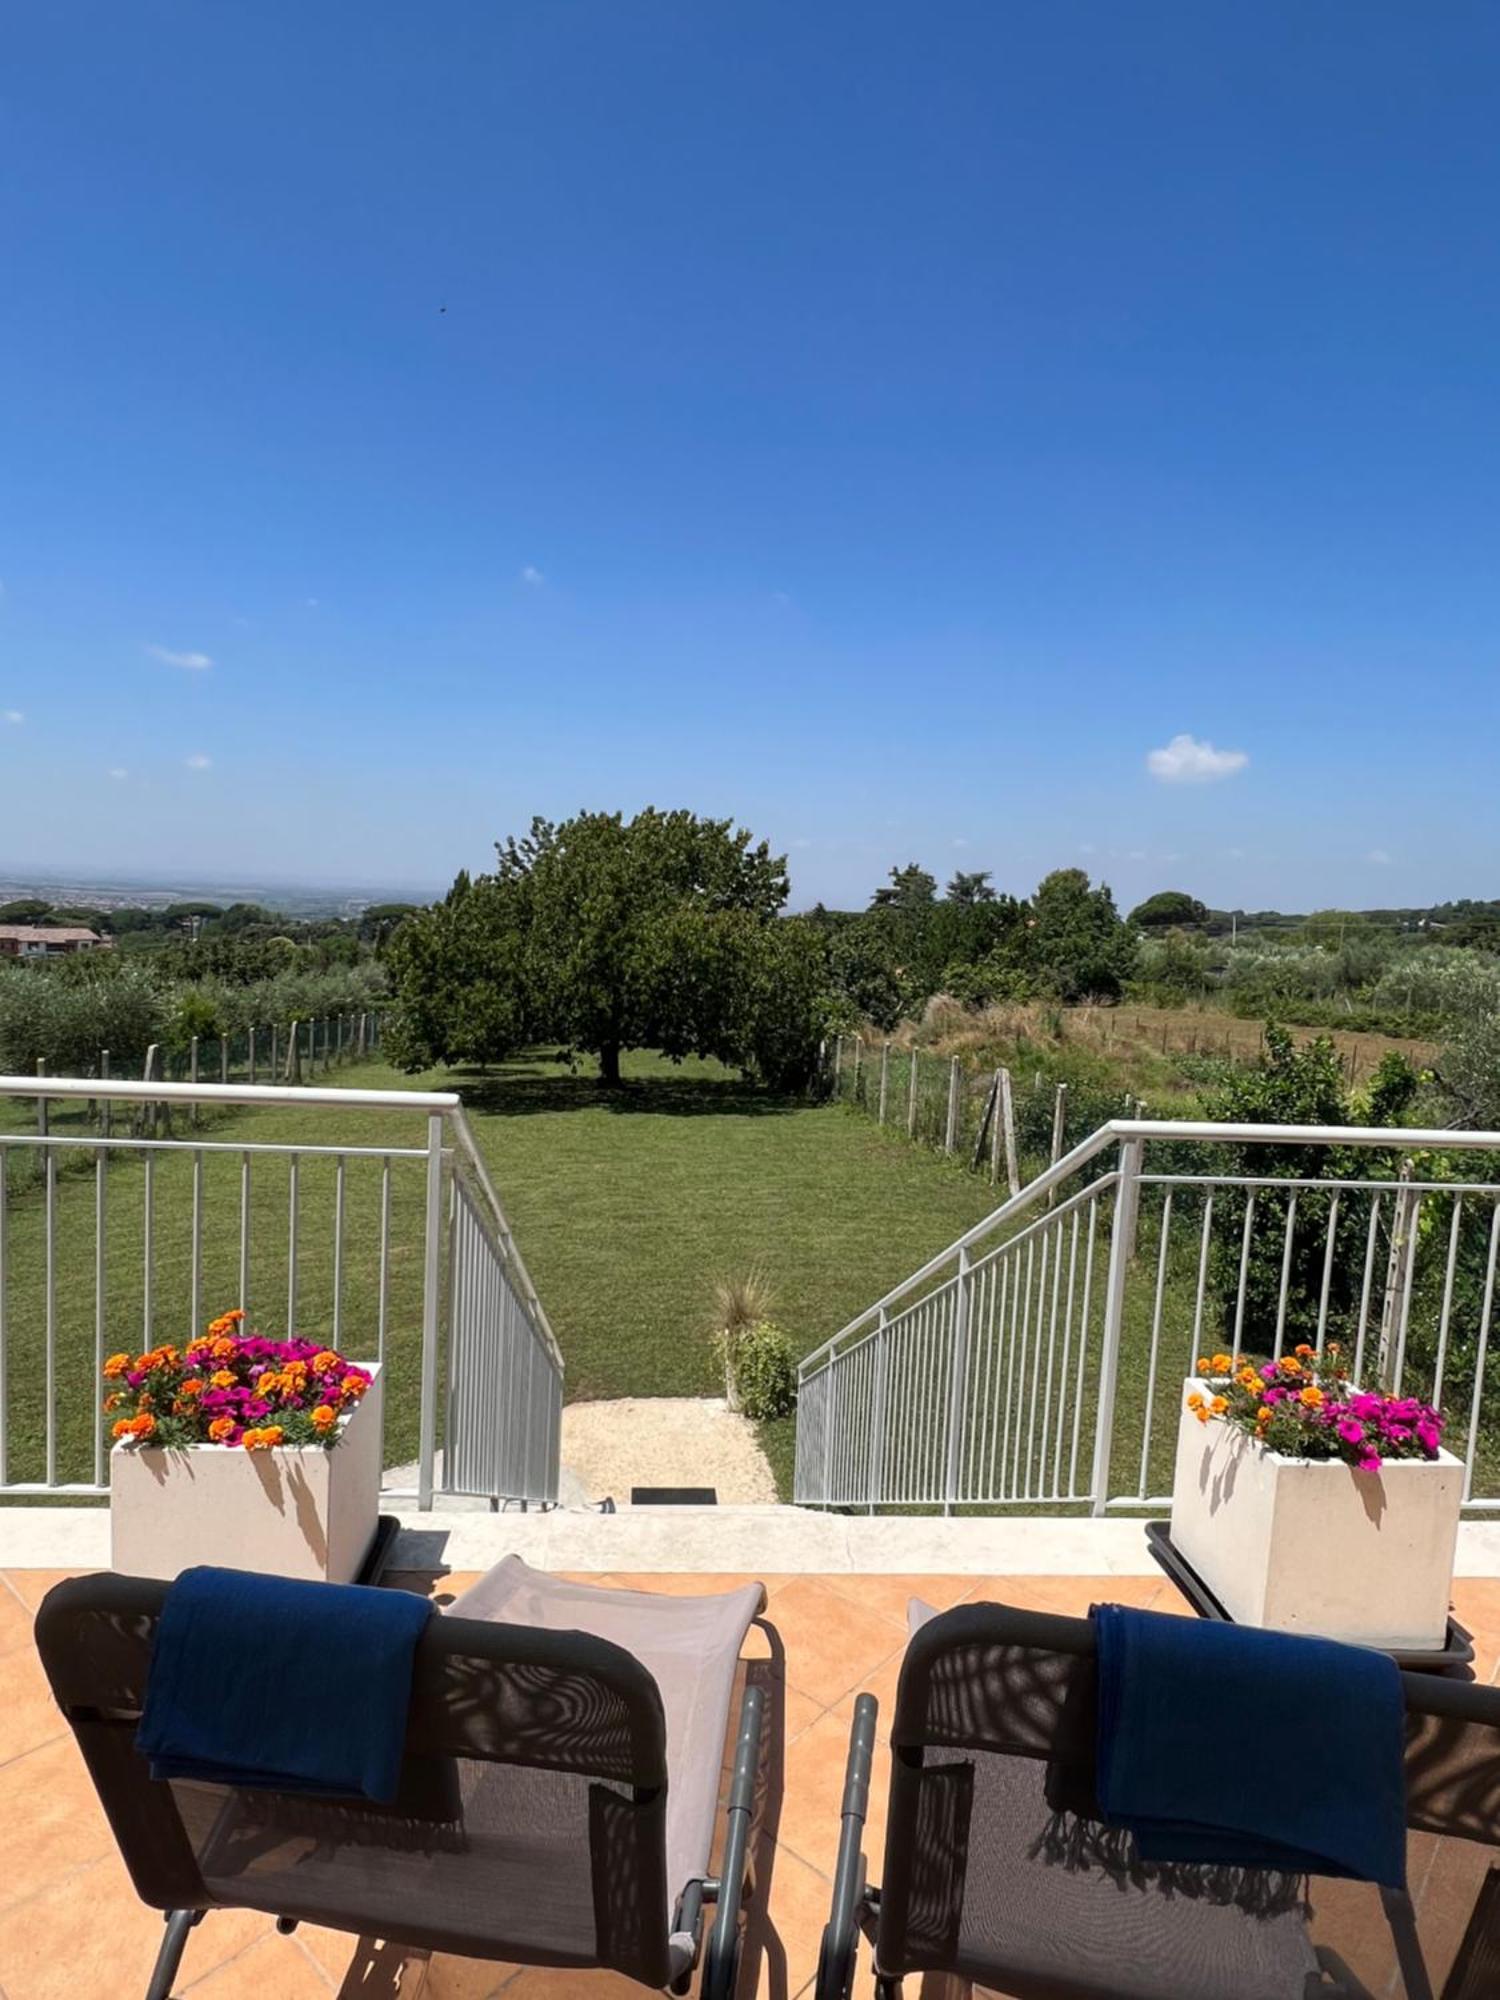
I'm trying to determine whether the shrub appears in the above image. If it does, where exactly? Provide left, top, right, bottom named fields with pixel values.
left=728, top=1321, right=798, bottom=1421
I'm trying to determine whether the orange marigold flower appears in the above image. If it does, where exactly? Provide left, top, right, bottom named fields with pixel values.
left=211, top=1336, right=238, bottom=1360
left=103, top=1352, right=131, bottom=1378
left=210, top=1369, right=236, bottom=1390
left=1209, top=1353, right=1232, bottom=1374
left=340, top=1374, right=368, bottom=1399
left=1209, top=1395, right=1229, bottom=1415
left=310, top=1404, right=337, bottom=1430
left=312, top=1350, right=340, bottom=1374
left=207, top=1416, right=235, bottom=1442
left=1279, top=1356, right=1303, bottom=1375
left=111, top=1418, right=135, bottom=1440
left=1299, top=1385, right=1324, bottom=1408
left=103, top=1391, right=123, bottom=1412
left=257, top=1369, right=283, bottom=1396
left=1295, top=1343, right=1314, bottom=1358
left=242, top=1425, right=284, bottom=1452
left=180, top=1377, right=204, bottom=1396
left=1186, top=1392, right=1205, bottom=1412
left=1195, top=1357, right=1211, bottom=1375
left=130, top=1414, right=156, bottom=1439
left=1256, top=1405, right=1273, bottom=1424
left=1194, top=1408, right=1211, bottom=1425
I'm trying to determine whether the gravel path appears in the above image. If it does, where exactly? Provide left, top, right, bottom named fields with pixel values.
left=560, top=1396, right=778, bottom=1507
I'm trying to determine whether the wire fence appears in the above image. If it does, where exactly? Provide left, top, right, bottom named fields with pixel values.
left=0, top=1012, right=385, bottom=1183
left=823, top=1033, right=1141, bottom=1193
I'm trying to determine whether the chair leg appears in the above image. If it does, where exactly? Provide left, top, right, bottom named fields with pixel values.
left=145, top=1910, right=201, bottom=2000
left=701, top=1683, right=766, bottom=2000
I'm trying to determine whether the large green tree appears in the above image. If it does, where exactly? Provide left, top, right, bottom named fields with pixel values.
left=389, top=809, right=823, bottom=1086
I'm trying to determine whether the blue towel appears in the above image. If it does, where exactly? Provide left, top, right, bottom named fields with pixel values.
left=1092, top=1603, right=1406, bottom=1888
left=137, top=1566, right=433, bottom=1805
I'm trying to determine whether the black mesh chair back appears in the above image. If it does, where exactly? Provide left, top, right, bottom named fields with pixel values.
left=35, top=1571, right=679, bottom=1988
left=823, top=1602, right=1500, bottom=2000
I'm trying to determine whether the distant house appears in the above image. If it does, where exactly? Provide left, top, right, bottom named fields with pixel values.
left=0, top=925, right=112, bottom=959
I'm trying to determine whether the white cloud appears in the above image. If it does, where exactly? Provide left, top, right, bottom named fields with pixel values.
left=1, top=709, right=21, bottom=725
left=109, top=766, right=128, bottom=780
left=147, top=644, right=213, bottom=670
left=519, top=565, right=544, bottom=587
left=1368, top=847, right=1393, bottom=865
left=1146, top=732, right=1249, bottom=785
left=952, top=837, right=969, bottom=849
left=184, top=752, right=212, bottom=770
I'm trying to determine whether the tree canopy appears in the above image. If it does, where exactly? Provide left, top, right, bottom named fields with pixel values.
left=388, top=809, right=825, bottom=1086
left=1128, top=889, right=1209, bottom=931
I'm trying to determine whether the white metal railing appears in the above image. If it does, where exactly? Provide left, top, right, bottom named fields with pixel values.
left=795, top=1119, right=1500, bottom=1516
left=0, top=1073, right=562, bottom=1510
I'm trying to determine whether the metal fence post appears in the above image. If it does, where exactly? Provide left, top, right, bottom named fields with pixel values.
left=944, top=1058, right=960, bottom=1154
left=189, top=1036, right=199, bottom=1128
left=943, top=1247, right=973, bottom=1512
left=418, top=1112, right=446, bottom=1510
left=1378, top=1157, right=1418, bottom=1389
left=1089, top=1137, right=1143, bottom=1516
left=822, top=1360, right=839, bottom=1507
left=248, top=1024, right=257, bottom=1086
left=907, top=1046, right=920, bottom=1138
left=999, top=1067, right=1020, bottom=1195
left=852, top=1038, right=863, bottom=1104
left=833, top=1034, right=844, bottom=1094
left=878, top=1043, right=890, bottom=1126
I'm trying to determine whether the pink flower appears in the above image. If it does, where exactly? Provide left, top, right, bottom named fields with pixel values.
left=1336, top=1418, right=1364, bottom=1445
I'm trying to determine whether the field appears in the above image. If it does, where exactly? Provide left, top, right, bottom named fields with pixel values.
left=0, top=1051, right=1001, bottom=1498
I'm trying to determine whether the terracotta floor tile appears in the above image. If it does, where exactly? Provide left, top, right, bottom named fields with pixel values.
left=183, top=1930, right=334, bottom=1995
left=0, top=1570, right=96, bottom=1614
left=818, top=1572, right=974, bottom=1625
left=494, top=1970, right=644, bottom=1998
left=741, top=1839, right=835, bottom=1999
left=0, top=1646, right=69, bottom=1767
left=0, top=1575, right=36, bottom=1659
left=0, top=1855, right=270, bottom=2000
left=776, top=1705, right=888, bottom=1881
left=761, top=1578, right=907, bottom=1709
left=413, top=1948, right=521, bottom=1999
left=0, top=1734, right=118, bottom=1912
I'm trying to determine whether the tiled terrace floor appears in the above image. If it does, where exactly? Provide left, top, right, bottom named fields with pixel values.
left=4, top=1566, right=1500, bottom=2000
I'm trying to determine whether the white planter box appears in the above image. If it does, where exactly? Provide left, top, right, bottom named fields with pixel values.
left=1168, top=1376, right=1462, bottom=1651
left=110, top=1364, right=382, bottom=1584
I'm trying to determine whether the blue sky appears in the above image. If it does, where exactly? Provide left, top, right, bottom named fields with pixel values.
left=2, top=3, right=1498, bottom=911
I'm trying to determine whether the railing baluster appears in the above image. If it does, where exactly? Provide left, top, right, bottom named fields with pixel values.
left=377, top=1158, right=392, bottom=1366
left=1190, top=1192, right=1214, bottom=1364
left=1315, top=1192, right=1340, bottom=1357
left=1432, top=1196, right=1464, bottom=1410
left=1068, top=1190, right=1100, bottom=1499
left=1354, top=1193, right=1382, bottom=1383
left=189, top=1150, right=204, bottom=1341
left=286, top=1154, right=299, bottom=1335
left=238, top=1152, right=251, bottom=1323
left=1273, top=1192, right=1297, bottom=1358
left=1137, top=1189, right=1174, bottom=1500
left=141, top=1152, right=154, bottom=1356
left=1232, top=1189, right=1256, bottom=1356
left=1463, top=1203, right=1500, bottom=1505
left=332, top=1155, right=347, bottom=1347
left=0, top=1148, right=7, bottom=1487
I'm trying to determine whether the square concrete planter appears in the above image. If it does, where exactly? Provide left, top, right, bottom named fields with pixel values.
left=1168, top=1376, right=1462, bottom=1651
left=110, top=1364, right=382, bottom=1584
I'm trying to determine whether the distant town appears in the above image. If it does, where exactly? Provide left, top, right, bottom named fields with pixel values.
left=0, top=872, right=439, bottom=923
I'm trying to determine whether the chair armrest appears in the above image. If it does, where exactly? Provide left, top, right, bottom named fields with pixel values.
left=815, top=1693, right=880, bottom=2000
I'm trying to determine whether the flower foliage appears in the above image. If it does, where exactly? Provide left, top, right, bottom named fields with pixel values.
left=103, top=1310, right=371, bottom=1452
left=1187, top=1345, right=1444, bottom=1474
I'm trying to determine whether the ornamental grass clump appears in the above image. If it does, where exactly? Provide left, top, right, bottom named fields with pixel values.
left=103, top=1309, right=372, bottom=1452
left=1188, top=1344, right=1444, bottom=1474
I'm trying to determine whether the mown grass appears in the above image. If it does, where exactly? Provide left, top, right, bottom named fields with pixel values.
left=0, top=1049, right=1001, bottom=1497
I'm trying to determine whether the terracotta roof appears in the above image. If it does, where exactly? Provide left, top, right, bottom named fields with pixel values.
left=0, top=925, right=105, bottom=944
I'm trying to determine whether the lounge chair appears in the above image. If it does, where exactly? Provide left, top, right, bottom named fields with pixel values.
left=34, top=1555, right=768, bottom=1999
left=815, top=1601, right=1500, bottom=2000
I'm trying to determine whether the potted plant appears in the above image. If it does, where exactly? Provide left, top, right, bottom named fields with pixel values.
left=106, top=1309, right=383, bottom=1583
left=1169, top=1345, right=1463, bottom=1651
left=709, top=1270, right=775, bottom=1413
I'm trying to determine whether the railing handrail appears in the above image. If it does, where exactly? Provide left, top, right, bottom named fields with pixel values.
left=1109, top=1118, right=1500, bottom=1151
left=0, top=1072, right=459, bottom=1113
left=799, top=1114, right=1500, bottom=1380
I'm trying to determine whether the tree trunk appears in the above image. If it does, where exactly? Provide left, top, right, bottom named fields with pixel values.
left=599, top=1041, right=623, bottom=1086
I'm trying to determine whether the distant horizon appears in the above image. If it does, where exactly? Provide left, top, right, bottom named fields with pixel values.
left=1, top=852, right=1493, bottom=924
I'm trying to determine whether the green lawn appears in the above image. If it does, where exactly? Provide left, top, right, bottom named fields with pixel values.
left=0, top=1050, right=1002, bottom=1497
